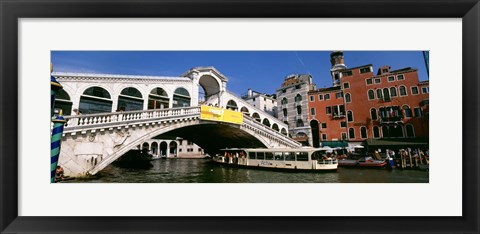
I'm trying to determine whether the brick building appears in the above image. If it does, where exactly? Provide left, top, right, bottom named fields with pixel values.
left=308, top=51, right=429, bottom=148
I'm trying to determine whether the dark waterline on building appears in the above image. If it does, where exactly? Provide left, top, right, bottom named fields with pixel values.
left=70, top=158, right=429, bottom=183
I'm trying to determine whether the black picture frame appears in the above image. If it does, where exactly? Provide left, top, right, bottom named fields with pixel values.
left=1, top=0, right=479, bottom=233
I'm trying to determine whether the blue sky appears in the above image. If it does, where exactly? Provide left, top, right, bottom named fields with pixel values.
left=51, top=51, right=429, bottom=96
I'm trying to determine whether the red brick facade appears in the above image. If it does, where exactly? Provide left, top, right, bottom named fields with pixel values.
left=308, top=52, right=429, bottom=147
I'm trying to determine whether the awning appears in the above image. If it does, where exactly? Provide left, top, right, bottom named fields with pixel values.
left=292, top=137, right=308, bottom=142
left=364, top=138, right=428, bottom=148
left=320, top=141, right=348, bottom=148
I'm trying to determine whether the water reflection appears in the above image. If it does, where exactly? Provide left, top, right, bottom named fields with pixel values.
left=70, top=158, right=429, bottom=183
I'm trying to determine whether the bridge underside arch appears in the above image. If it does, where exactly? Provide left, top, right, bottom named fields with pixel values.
left=158, top=123, right=267, bottom=157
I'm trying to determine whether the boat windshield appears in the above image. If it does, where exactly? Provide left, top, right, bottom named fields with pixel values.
left=311, top=150, right=327, bottom=160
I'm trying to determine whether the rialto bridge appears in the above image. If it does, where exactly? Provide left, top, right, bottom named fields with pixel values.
left=53, top=67, right=301, bottom=177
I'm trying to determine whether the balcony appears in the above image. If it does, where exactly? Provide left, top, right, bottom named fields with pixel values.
left=380, top=116, right=403, bottom=124
left=332, top=113, right=346, bottom=119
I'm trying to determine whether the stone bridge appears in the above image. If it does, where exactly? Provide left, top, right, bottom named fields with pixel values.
left=59, top=106, right=301, bottom=177
left=53, top=67, right=301, bottom=177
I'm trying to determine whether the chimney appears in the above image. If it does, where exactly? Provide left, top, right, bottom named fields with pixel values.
left=248, top=88, right=253, bottom=97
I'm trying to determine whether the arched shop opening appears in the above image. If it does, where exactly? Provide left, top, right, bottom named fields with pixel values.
left=169, top=141, right=178, bottom=156
left=173, top=88, right=191, bottom=108
left=118, top=87, right=143, bottom=111
left=79, top=87, right=112, bottom=114
left=226, top=100, right=238, bottom=111
left=54, top=89, right=73, bottom=115
left=151, top=142, right=158, bottom=155
left=148, top=88, right=169, bottom=109
left=160, top=141, right=168, bottom=157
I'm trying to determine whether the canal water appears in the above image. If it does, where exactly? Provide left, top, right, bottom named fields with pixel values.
left=70, top=158, right=429, bottom=183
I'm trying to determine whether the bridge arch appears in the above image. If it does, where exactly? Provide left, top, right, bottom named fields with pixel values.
left=272, top=123, right=279, bottom=132
left=251, top=112, right=261, bottom=122
left=262, top=118, right=271, bottom=127
left=240, top=106, right=250, bottom=115
left=198, top=75, right=221, bottom=98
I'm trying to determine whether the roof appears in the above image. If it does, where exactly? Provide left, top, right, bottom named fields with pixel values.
left=344, top=64, right=373, bottom=71
left=309, top=86, right=341, bottom=94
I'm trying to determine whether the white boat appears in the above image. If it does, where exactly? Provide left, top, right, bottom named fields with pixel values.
left=212, top=147, right=338, bottom=171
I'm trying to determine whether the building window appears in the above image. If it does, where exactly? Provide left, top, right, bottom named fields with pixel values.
left=370, top=108, right=377, bottom=120
left=321, top=122, right=327, bottom=128
left=319, top=94, right=324, bottom=100
left=406, top=124, right=415, bottom=137
left=295, top=84, right=301, bottom=89
left=340, top=121, right=346, bottom=128
left=252, top=98, right=256, bottom=101
left=390, top=87, right=397, bottom=97
left=341, top=132, right=347, bottom=140
left=322, top=134, right=327, bottom=140
left=179, top=140, right=183, bottom=145
left=403, top=105, right=412, bottom=118
left=387, top=76, right=395, bottom=82
left=360, top=127, right=367, bottom=139
left=283, top=109, right=288, bottom=117
left=309, top=95, right=314, bottom=102
left=336, top=92, right=343, bottom=99
left=399, top=86, right=407, bottom=96
left=366, top=78, right=373, bottom=85
left=360, top=67, right=371, bottom=73
left=348, top=128, right=355, bottom=139
left=296, top=119, right=304, bottom=127
left=281, top=97, right=288, bottom=105
left=325, top=94, right=330, bottom=100
left=343, top=82, right=350, bottom=89
left=414, top=107, right=423, bottom=117
left=326, top=106, right=332, bottom=115
left=179, top=149, right=182, bottom=152
left=376, top=89, right=383, bottom=99
left=397, top=74, right=405, bottom=80
left=368, top=90, right=375, bottom=100
left=345, top=93, right=351, bottom=103
left=373, top=126, right=380, bottom=138
left=422, top=87, right=429, bottom=94
left=343, top=71, right=353, bottom=76
left=282, top=89, right=286, bottom=93
left=383, top=88, right=391, bottom=101
left=411, top=86, right=419, bottom=95
left=332, top=105, right=345, bottom=117
left=374, top=78, right=381, bottom=84
left=297, top=106, right=302, bottom=115
left=310, top=108, right=315, bottom=116
left=347, top=110, right=353, bottom=122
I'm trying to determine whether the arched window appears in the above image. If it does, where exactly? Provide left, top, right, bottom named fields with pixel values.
left=368, top=90, right=375, bottom=100
left=281, top=128, right=288, bottom=135
left=294, top=94, right=302, bottom=102
left=403, top=105, right=412, bottom=118
left=281, top=97, right=288, bottom=105
left=118, top=87, right=143, bottom=111
left=360, top=126, right=367, bottom=139
left=406, top=124, right=415, bottom=137
left=376, top=89, right=383, bottom=99
left=151, top=142, right=158, bottom=155
left=383, top=88, right=390, bottom=100
left=173, top=87, right=190, bottom=107
left=148, top=87, right=169, bottom=109
left=240, top=106, right=249, bottom=115
left=370, top=108, right=377, bottom=120
left=79, top=87, right=112, bottom=114
left=345, top=93, right=351, bottom=103
left=347, top=110, right=353, bottom=122
left=399, top=86, right=407, bottom=96
left=262, top=118, right=271, bottom=127
left=272, top=123, right=279, bottom=131
left=54, top=89, right=72, bottom=115
left=252, top=113, right=261, bottom=122
left=348, top=128, right=355, bottom=139
left=169, top=141, right=178, bottom=155
left=296, top=106, right=302, bottom=115
left=373, top=126, right=380, bottom=138
left=390, top=87, right=397, bottom=97
left=226, top=100, right=238, bottom=111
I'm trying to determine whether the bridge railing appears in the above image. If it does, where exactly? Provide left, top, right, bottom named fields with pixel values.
left=62, top=106, right=201, bottom=131
left=242, top=114, right=301, bottom=148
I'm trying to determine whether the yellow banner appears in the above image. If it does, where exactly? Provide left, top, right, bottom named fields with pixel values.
left=200, top=105, right=243, bottom=125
